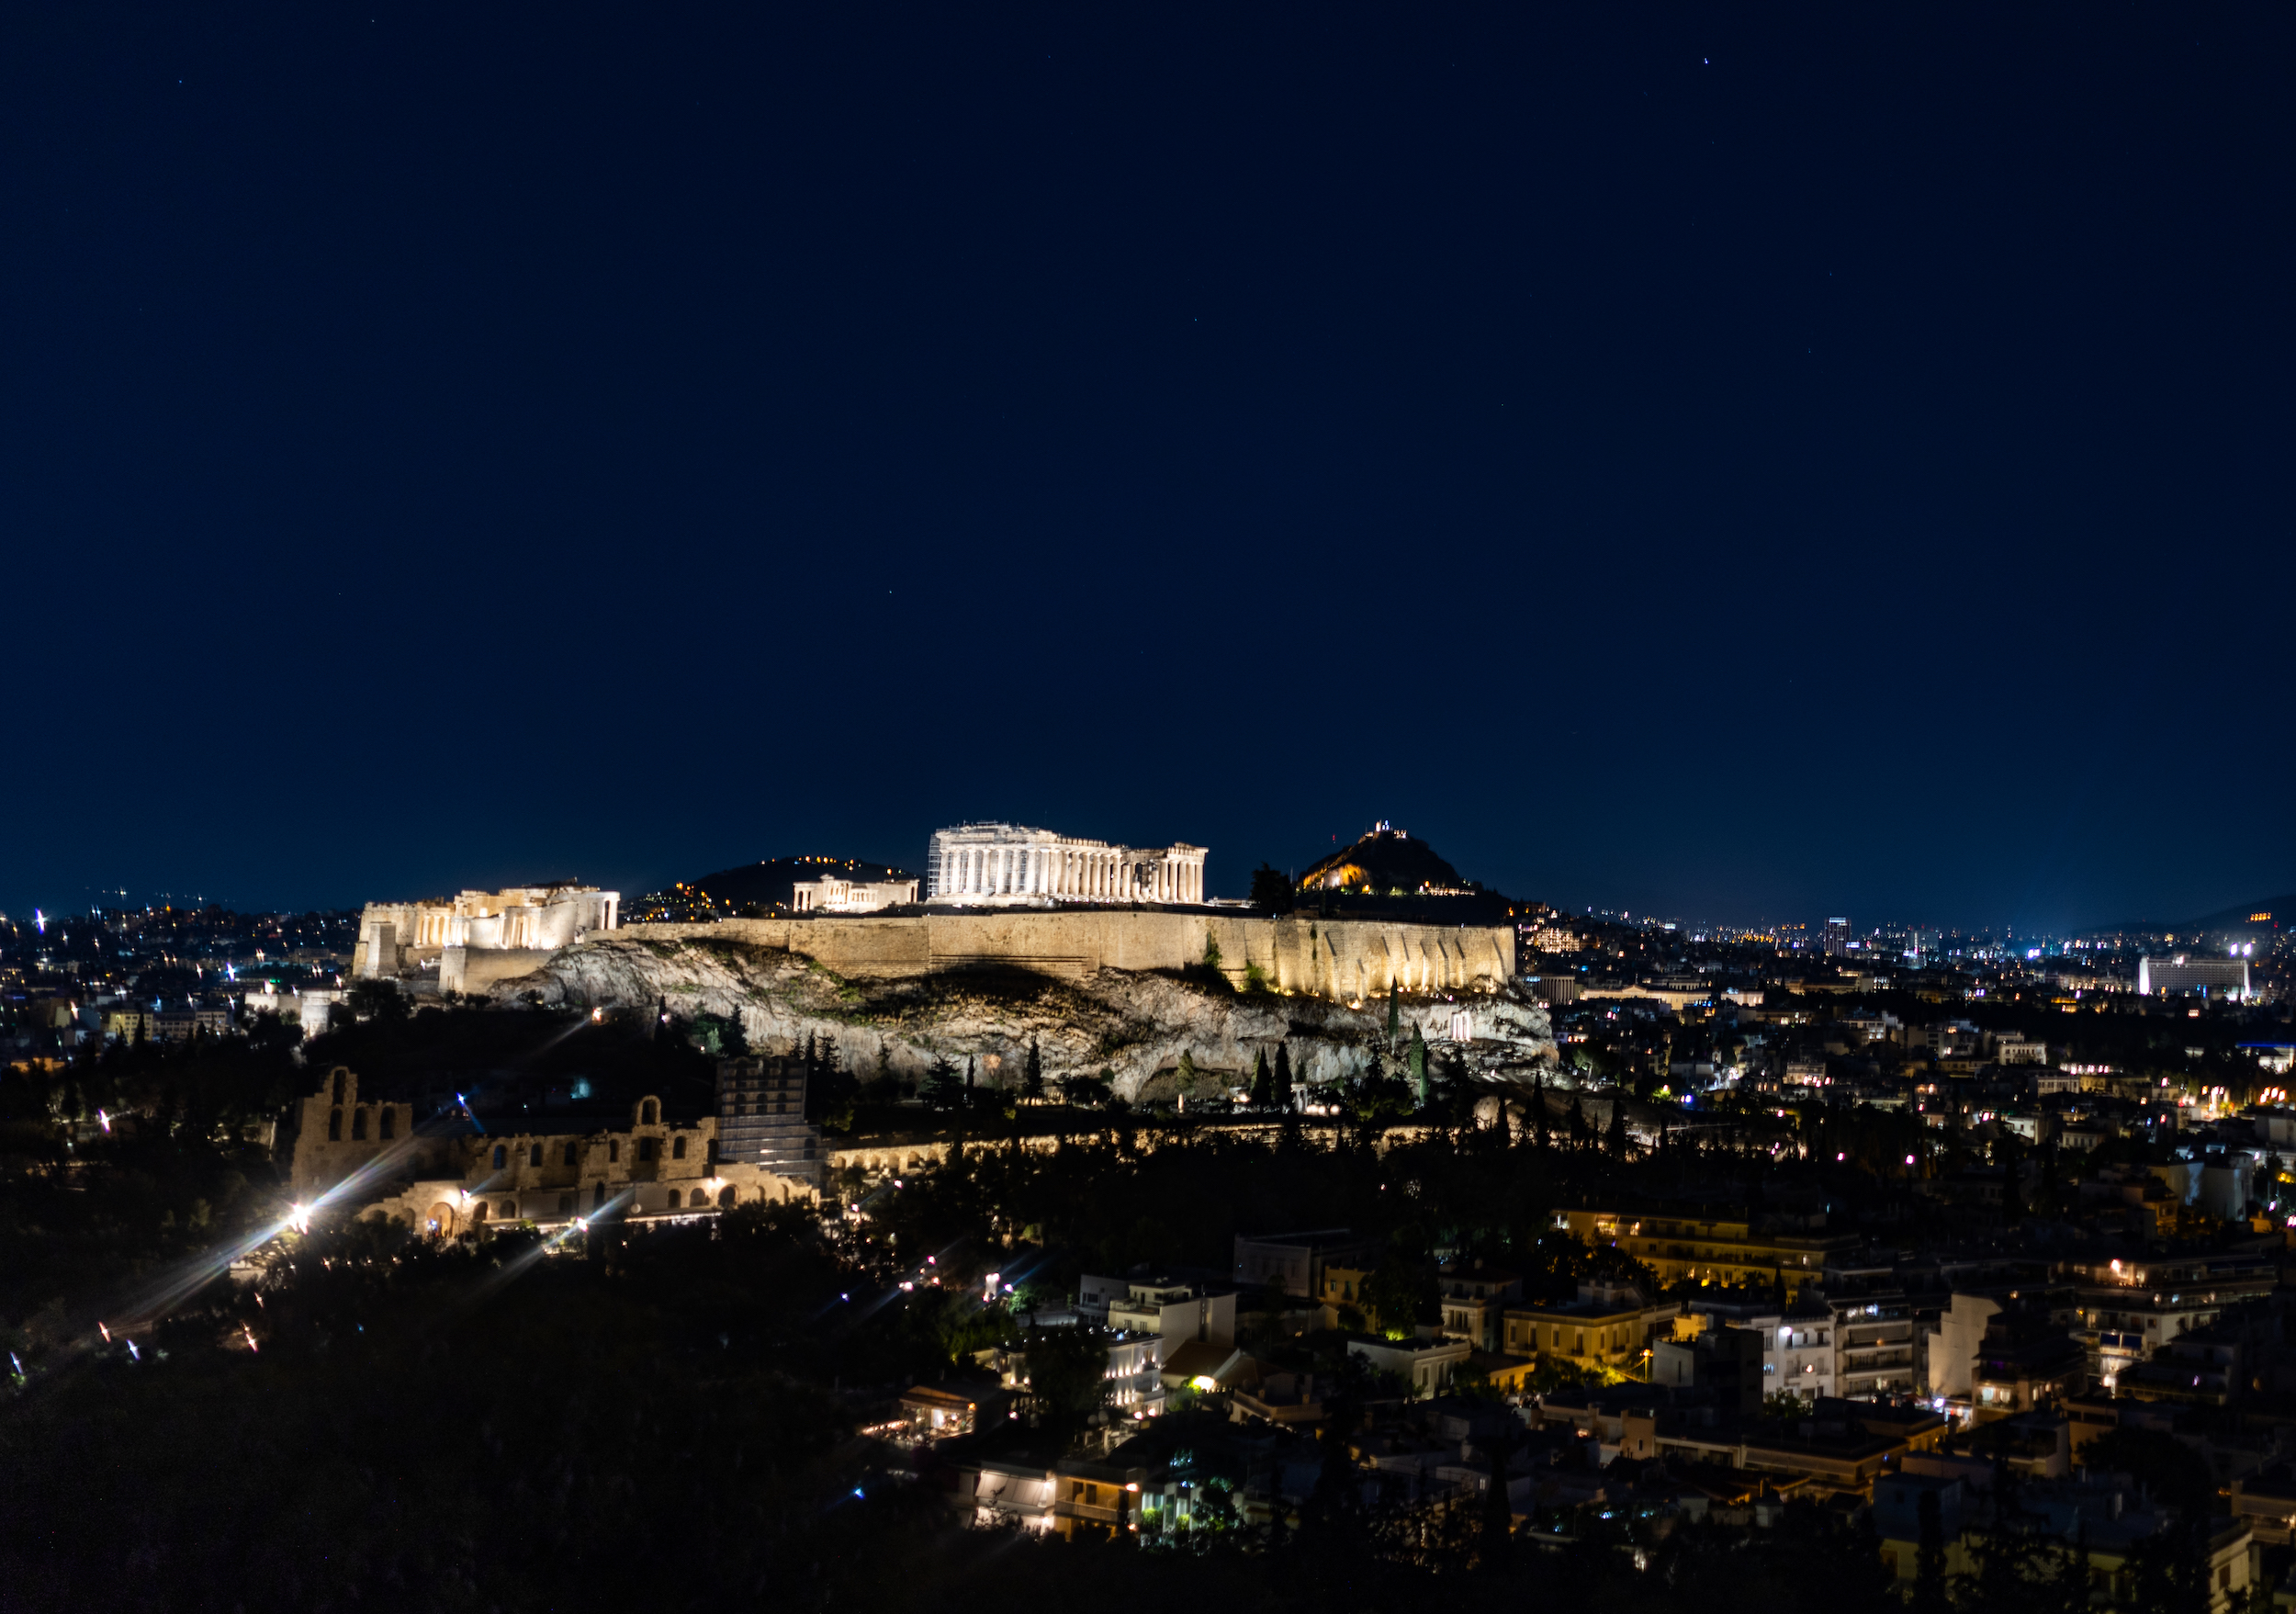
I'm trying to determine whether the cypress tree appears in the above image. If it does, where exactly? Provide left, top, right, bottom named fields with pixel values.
left=1480, top=1439, right=1513, bottom=1556
left=1250, top=1049, right=1273, bottom=1108
left=1407, top=1024, right=1429, bottom=1106
left=1273, top=1044, right=1294, bottom=1108
left=1531, top=1072, right=1550, bottom=1150
left=1022, top=1036, right=1044, bottom=1101
left=1386, top=982, right=1400, bottom=1050
left=1913, top=1487, right=1948, bottom=1614
left=1604, top=1096, right=1629, bottom=1158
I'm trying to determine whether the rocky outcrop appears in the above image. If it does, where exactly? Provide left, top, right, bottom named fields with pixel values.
left=490, top=934, right=1555, bottom=1099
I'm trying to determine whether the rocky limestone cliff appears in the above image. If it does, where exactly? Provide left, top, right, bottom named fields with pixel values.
left=490, top=934, right=1556, bottom=1099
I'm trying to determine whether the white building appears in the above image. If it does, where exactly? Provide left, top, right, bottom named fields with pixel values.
left=1103, top=1277, right=1237, bottom=1350
left=791, top=874, right=918, bottom=913
left=1924, top=1292, right=1999, bottom=1402
left=239, top=986, right=344, bottom=1038
left=2139, top=955, right=2251, bottom=999
left=925, top=823, right=1208, bottom=907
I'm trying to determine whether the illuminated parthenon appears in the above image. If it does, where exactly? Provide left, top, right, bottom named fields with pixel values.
left=925, top=823, right=1208, bottom=907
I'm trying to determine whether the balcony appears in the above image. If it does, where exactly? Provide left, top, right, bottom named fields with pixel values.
left=1843, top=1349, right=1915, bottom=1371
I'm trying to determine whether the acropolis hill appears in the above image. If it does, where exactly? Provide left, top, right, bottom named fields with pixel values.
left=487, top=908, right=1551, bottom=1100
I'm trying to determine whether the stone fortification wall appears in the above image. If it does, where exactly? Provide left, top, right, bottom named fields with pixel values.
left=441, top=946, right=562, bottom=996
left=613, top=910, right=1514, bottom=998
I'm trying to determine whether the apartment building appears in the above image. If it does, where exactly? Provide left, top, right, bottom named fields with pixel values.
left=1555, top=1206, right=1859, bottom=1296
left=1504, top=1277, right=1679, bottom=1375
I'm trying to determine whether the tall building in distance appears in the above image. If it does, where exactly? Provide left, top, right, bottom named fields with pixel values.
left=2138, top=955, right=2252, bottom=1000
left=925, top=823, right=1209, bottom=907
left=1821, top=917, right=1851, bottom=956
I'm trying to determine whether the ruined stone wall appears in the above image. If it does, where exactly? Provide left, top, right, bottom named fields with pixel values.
left=613, top=910, right=1514, bottom=997
left=440, top=945, right=563, bottom=996
left=285, top=1067, right=448, bottom=1196
left=284, top=1067, right=817, bottom=1232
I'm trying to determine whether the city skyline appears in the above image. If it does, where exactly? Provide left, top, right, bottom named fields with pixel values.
left=8, top=825, right=2290, bottom=946
left=5, top=6, right=2291, bottom=935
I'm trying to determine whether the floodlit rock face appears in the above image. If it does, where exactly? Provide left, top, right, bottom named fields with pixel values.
left=491, top=933, right=1556, bottom=1100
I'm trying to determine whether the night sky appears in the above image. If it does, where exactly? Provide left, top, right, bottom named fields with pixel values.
left=5, top=4, right=2290, bottom=932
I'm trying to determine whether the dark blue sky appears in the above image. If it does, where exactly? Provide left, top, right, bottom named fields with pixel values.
left=4, top=4, right=2290, bottom=932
